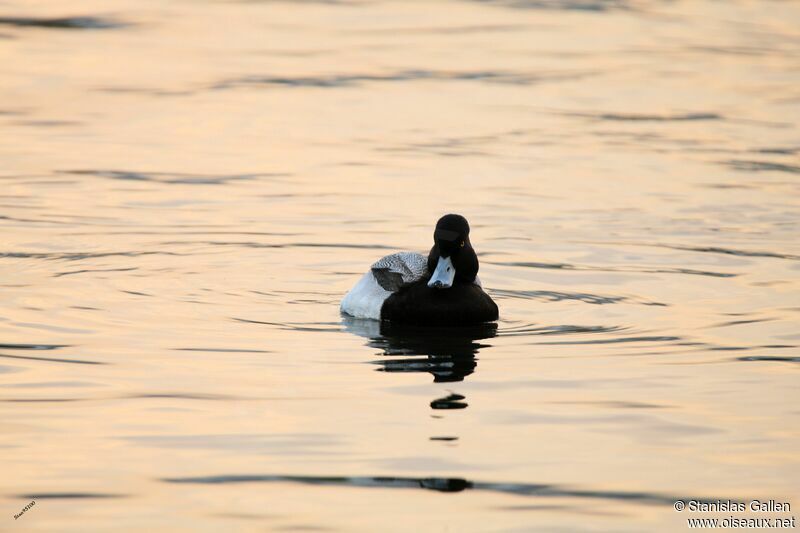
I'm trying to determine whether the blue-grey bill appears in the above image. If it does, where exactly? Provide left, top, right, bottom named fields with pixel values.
left=428, top=256, right=455, bottom=289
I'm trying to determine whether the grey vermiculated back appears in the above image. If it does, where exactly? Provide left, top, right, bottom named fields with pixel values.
left=371, top=252, right=429, bottom=292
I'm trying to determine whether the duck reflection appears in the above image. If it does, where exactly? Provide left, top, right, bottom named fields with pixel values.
left=342, top=317, right=496, bottom=383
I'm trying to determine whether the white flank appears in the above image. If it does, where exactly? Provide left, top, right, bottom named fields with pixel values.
left=341, top=252, right=427, bottom=320
left=340, top=271, right=392, bottom=320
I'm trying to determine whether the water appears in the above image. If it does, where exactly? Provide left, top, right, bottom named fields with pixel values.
left=1, top=0, right=799, bottom=531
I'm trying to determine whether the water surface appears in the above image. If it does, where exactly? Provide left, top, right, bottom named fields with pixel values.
left=1, top=0, right=799, bottom=531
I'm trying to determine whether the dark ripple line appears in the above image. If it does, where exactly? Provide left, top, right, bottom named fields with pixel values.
left=489, top=288, right=667, bottom=306
left=162, top=473, right=722, bottom=506
left=736, top=356, right=800, bottom=364
left=687, top=45, right=782, bottom=58
left=709, top=318, right=773, bottom=328
left=0, top=353, right=104, bottom=365
left=490, top=261, right=737, bottom=278
left=552, top=400, right=668, bottom=409
left=232, top=318, right=342, bottom=332
left=753, top=147, right=799, bottom=155
left=64, top=169, right=288, bottom=184
left=64, top=230, right=306, bottom=237
left=0, top=343, right=67, bottom=350
left=724, top=160, right=800, bottom=175
left=212, top=69, right=593, bottom=90
left=535, top=336, right=681, bottom=346
left=127, top=393, right=240, bottom=400
left=1, top=251, right=183, bottom=261
left=0, top=215, right=253, bottom=228
left=468, top=0, right=641, bottom=12
left=0, top=214, right=84, bottom=225
left=0, top=398, right=80, bottom=403
left=0, top=393, right=265, bottom=403
left=0, top=16, right=125, bottom=29
left=492, top=288, right=626, bottom=305
left=659, top=245, right=800, bottom=261
left=163, top=240, right=395, bottom=251
left=561, top=111, right=722, bottom=122
left=589, top=241, right=800, bottom=261
left=54, top=267, right=137, bottom=277
left=94, top=87, right=194, bottom=97
left=121, top=290, right=152, bottom=297
left=498, top=324, right=628, bottom=337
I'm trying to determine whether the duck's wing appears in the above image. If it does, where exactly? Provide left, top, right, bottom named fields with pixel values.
left=370, top=252, right=428, bottom=292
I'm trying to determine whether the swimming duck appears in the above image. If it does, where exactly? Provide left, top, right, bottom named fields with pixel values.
left=340, top=214, right=498, bottom=326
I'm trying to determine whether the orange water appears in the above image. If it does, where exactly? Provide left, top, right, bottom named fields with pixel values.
left=1, top=0, right=799, bottom=531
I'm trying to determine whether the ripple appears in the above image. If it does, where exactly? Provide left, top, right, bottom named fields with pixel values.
left=563, top=111, right=722, bottom=122
left=121, top=290, right=153, bottom=298
left=708, top=318, right=773, bottom=328
left=0, top=343, right=68, bottom=350
left=2, top=380, right=94, bottom=388
left=54, top=267, right=138, bottom=277
left=655, top=245, right=795, bottom=261
left=0, top=392, right=255, bottom=402
left=594, top=242, right=800, bottom=261
left=467, top=0, right=640, bottom=11
left=162, top=473, right=724, bottom=506
left=0, top=16, right=125, bottom=30
left=0, top=398, right=80, bottom=403
left=724, top=160, right=800, bottom=175
left=0, top=251, right=182, bottom=262
left=489, top=288, right=666, bottom=306
left=552, top=400, right=669, bottom=409
left=0, top=353, right=105, bottom=365
left=125, top=393, right=242, bottom=400
left=233, top=318, right=343, bottom=332
left=14, top=119, right=82, bottom=128
left=212, top=69, right=592, bottom=90
left=535, top=335, right=681, bottom=346
left=498, top=323, right=628, bottom=337
left=166, top=240, right=395, bottom=251
left=95, top=87, right=195, bottom=97
left=490, top=261, right=738, bottom=278
left=686, top=45, right=782, bottom=58
left=736, top=356, right=800, bottom=364
left=64, top=169, right=287, bottom=184
left=753, top=147, right=799, bottom=155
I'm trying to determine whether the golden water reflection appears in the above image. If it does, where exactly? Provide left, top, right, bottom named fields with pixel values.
left=1, top=0, right=799, bottom=531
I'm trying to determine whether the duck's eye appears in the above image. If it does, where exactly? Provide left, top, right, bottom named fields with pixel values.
left=460, top=241, right=465, bottom=248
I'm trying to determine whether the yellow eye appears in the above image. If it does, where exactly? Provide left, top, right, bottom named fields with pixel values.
left=460, top=241, right=465, bottom=248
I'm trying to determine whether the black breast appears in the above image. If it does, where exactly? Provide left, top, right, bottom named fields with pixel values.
left=381, top=281, right=499, bottom=326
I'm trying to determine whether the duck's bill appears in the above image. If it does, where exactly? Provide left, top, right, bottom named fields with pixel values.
left=428, top=256, right=455, bottom=289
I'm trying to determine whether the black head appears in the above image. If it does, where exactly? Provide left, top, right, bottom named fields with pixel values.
left=427, top=214, right=479, bottom=288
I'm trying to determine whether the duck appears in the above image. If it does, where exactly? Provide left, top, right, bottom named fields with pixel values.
left=340, top=214, right=498, bottom=326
